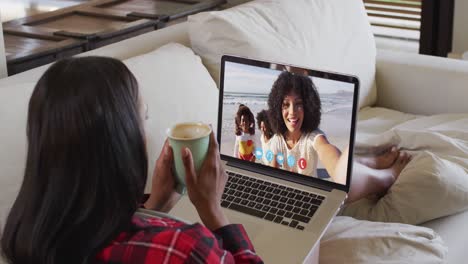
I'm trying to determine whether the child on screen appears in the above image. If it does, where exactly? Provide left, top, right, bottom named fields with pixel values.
left=233, top=104, right=256, bottom=162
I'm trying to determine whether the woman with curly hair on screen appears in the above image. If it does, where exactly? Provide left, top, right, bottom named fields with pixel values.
left=267, top=71, right=411, bottom=203
left=267, top=71, right=325, bottom=176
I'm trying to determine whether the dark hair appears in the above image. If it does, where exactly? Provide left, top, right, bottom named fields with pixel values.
left=256, top=109, right=274, bottom=140
left=235, top=104, right=255, bottom=136
left=1, top=57, right=148, bottom=264
left=267, top=71, right=321, bottom=135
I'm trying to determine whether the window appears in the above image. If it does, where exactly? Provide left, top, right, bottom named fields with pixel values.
left=364, top=0, right=454, bottom=57
left=364, top=0, right=421, bottom=53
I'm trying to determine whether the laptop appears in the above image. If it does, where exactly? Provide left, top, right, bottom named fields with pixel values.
left=170, top=55, right=359, bottom=263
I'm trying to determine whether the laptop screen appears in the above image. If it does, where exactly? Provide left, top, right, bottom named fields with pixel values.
left=219, top=56, right=359, bottom=190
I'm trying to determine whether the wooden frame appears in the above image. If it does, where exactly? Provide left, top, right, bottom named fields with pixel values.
left=4, top=7, right=158, bottom=50
left=93, top=0, right=227, bottom=22
left=363, top=0, right=455, bottom=57
left=3, top=0, right=226, bottom=75
left=4, top=30, right=87, bottom=75
left=419, top=0, right=455, bottom=57
left=3, top=4, right=159, bottom=75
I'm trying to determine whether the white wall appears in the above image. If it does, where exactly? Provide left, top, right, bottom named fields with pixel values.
left=0, top=10, right=7, bottom=78
left=452, top=0, right=468, bottom=55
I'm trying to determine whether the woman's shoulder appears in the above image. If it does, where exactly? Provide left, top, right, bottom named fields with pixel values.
left=303, top=129, right=325, bottom=140
left=268, top=134, right=284, bottom=150
left=268, top=134, right=278, bottom=143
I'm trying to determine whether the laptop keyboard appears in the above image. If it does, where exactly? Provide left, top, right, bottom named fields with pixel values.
left=221, top=171, right=325, bottom=231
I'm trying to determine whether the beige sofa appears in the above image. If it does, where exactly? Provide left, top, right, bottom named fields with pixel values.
left=1, top=0, right=467, bottom=263
left=0, top=13, right=7, bottom=78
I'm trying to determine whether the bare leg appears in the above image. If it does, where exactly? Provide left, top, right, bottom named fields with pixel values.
left=354, top=146, right=399, bottom=169
left=347, top=152, right=411, bottom=203
left=334, top=148, right=411, bottom=204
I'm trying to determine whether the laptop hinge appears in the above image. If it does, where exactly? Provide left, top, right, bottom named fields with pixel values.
left=226, top=160, right=334, bottom=192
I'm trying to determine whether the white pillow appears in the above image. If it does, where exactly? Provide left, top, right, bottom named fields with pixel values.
left=123, top=43, right=219, bottom=191
left=0, top=82, right=35, bottom=227
left=343, top=113, right=468, bottom=225
left=188, top=0, right=377, bottom=109
left=342, top=151, right=468, bottom=225
left=320, top=216, right=447, bottom=263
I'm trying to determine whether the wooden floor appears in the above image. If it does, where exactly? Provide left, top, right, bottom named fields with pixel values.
left=0, top=0, right=90, bottom=22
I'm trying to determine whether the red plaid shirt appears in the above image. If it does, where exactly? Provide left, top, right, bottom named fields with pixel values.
left=95, top=212, right=263, bottom=263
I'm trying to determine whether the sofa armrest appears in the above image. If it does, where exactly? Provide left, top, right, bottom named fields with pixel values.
left=375, top=49, right=468, bottom=115
left=0, top=12, right=7, bottom=78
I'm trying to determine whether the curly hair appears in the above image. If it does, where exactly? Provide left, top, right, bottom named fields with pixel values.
left=235, top=104, right=255, bottom=136
left=267, top=71, right=321, bottom=135
left=256, top=109, right=274, bottom=140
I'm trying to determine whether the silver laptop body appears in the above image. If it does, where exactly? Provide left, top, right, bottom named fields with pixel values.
left=170, top=55, right=360, bottom=263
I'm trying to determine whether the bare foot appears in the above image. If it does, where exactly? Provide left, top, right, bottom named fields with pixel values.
left=356, top=146, right=399, bottom=169
left=387, top=152, right=412, bottom=181
left=373, top=152, right=412, bottom=196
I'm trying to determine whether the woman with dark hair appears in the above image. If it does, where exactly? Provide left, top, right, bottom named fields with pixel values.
left=267, top=71, right=411, bottom=203
left=233, top=104, right=256, bottom=162
left=256, top=109, right=274, bottom=165
left=0, top=57, right=263, bottom=264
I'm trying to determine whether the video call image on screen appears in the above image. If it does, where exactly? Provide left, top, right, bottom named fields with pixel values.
left=221, top=61, right=355, bottom=185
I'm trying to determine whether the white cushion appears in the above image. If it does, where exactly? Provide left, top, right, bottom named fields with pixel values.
left=343, top=108, right=468, bottom=225
left=123, top=43, right=219, bottom=191
left=422, top=210, right=468, bottom=264
left=0, top=82, right=35, bottom=227
left=375, top=49, right=468, bottom=115
left=356, top=107, right=419, bottom=137
left=188, top=0, right=377, bottom=109
left=321, top=216, right=447, bottom=263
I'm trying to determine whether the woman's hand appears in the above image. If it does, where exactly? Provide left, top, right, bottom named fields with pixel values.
left=144, top=139, right=181, bottom=212
left=182, top=131, right=229, bottom=230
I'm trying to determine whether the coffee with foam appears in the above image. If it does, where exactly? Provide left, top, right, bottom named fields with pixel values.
left=169, top=123, right=211, bottom=140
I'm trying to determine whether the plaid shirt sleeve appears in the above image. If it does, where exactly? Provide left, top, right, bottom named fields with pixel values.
left=212, top=224, right=262, bottom=263
left=95, top=215, right=263, bottom=264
